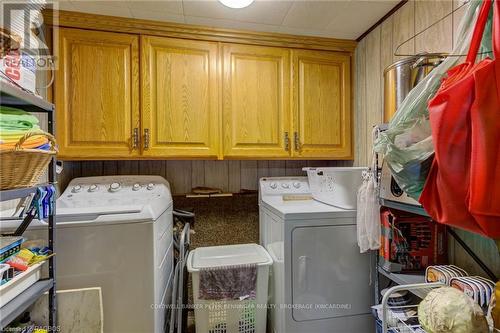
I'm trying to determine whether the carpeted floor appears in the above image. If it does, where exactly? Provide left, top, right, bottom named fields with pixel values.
left=173, top=193, right=259, bottom=249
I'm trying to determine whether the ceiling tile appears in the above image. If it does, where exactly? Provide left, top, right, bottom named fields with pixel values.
left=129, top=8, right=185, bottom=23
left=184, top=15, right=281, bottom=33
left=278, top=26, right=352, bottom=39
left=68, top=1, right=132, bottom=17
left=325, top=1, right=398, bottom=36
left=56, top=0, right=398, bottom=41
left=281, top=1, right=345, bottom=31
left=183, top=0, right=293, bottom=25
left=125, top=1, right=183, bottom=15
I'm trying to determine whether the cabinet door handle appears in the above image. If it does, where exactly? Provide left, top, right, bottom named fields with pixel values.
left=132, top=128, right=139, bottom=150
left=294, top=131, right=301, bottom=151
left=284, top=132, right=290, bottom=151
left=144, top=128, right=150, bottom=150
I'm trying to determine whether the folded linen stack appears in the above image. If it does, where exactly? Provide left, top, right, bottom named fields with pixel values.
left=0, top=106, right=50, bottom=150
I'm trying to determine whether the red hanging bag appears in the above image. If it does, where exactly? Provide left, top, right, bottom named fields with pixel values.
left=469, top=0, right=500, bottom=236
left=420, top=0, right=500, bottom=238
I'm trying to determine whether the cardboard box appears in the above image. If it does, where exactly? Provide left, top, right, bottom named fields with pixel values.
left=380, top=208, right=447, bottom=272
left=0, top=49, right=36, bottom=93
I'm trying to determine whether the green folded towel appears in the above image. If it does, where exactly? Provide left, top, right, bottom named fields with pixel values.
left=0, top=126, right=41, bottom=137
left=0, top=106, right=40, bottom=131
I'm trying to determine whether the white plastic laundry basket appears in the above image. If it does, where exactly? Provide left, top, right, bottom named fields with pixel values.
left=303, top=167, right=367, bottom=209
left=187, top=243, right=273, bottom=333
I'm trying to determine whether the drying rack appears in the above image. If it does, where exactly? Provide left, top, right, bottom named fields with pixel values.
left=378, top=282, right=442, bottom=333
left=169, top=222, right=191, bottom=333
left=379, top=282, right=500, bottom=333
left=0, top=82, right=57, bottom=329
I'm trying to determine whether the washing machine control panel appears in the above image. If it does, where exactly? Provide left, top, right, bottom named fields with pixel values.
left=61, top=176, right=172, bottom=210
left=260, top=177, right=310, bottom=196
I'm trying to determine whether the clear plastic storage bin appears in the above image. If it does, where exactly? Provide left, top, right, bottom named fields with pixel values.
left=0, top=262, right=44, bottom=307
left=187, top=243, right=273, bottom=333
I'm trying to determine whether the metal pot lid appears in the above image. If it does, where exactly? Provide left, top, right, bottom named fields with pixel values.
left=384, top=53, right=448, bottom=74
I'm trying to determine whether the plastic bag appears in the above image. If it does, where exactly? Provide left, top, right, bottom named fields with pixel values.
left=357, top=129, right=380, bottom=253
left=357, top=171, right=380, bottom=253
left=373, top=0, right=492, bottom=200
left=356, top=177, right=368, bottom=252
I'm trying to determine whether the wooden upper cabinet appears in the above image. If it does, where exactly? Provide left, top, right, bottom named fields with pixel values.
left=222, top=44, right=291, bottom=158
left=292, top=50, right=352, bottom=159
left=55, top=28, right=140, bottom=159
left=53, top=17, right=354, bottom=160
left=141, top=36, right=220, bottom=158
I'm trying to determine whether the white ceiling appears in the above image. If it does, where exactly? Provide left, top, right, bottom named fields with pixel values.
left=56, top=0, right=399, bottom=40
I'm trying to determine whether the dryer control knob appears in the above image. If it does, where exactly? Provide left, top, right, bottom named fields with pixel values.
left=270, top=182, right=278, bottom=189
left=89, top=184, right=99, bottom=192
left=281, top=183, right=290, bottom=189
left=132, top=183, right=141, bottom=191
left=109, top=182, right=121, bottom=192
left=72, top=185, right=82, bottom=193
left=293, top=182, right=301, bottom=189
left=147, top=183, right=155, bottom=190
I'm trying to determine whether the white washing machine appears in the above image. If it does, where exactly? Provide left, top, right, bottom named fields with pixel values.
left=259, top=177, right=374, bottom=333
left=10, top=176, right=174, bottom=333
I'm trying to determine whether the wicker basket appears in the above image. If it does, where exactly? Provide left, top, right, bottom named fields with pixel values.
left=0, top=131, right=58, bottom=190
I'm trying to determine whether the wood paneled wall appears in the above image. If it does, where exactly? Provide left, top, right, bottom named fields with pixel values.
left=354, top=0, right=462, bottom=166
left=355, top=0, right=499, bottom=278
left=58, top=160, right=352, bottom=195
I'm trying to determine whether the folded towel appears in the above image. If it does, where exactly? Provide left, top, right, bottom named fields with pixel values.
left=199, top=264, right=257, bottom=301
left=0, top=106, right=52, bottom=151
left=0, top=135, right=49, bottom=150
left=0, top=130, right=44, bottom=143
left=0, top=126, right=41, bottom=138
left=35, top=142, right=51, bottom=150
left=0, top=106, right=39, bottom=131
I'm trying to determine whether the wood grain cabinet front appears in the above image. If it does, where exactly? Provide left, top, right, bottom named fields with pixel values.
left=54, top=24, right=353, bottom=160
left=292, top=49, right=353, bottom=159
left=221, top=43, right=292, bottom=158
left=55, top=28, right=140, bottom=159
left=141, top=36, right=220, bottom=158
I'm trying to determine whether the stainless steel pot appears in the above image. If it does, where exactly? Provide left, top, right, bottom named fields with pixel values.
left=383, top=53, right=447, bottom=122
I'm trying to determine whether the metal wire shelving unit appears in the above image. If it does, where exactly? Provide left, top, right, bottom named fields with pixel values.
left=0, top=82, right=57, bottom=329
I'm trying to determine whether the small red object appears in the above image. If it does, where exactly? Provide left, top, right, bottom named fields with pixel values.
left=6, top=260, right=28, bottom=272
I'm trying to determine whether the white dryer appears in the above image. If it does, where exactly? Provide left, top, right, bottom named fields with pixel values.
left=259, top=177, right=374, bottom=333
left=17, top=176, right=173, bottom=333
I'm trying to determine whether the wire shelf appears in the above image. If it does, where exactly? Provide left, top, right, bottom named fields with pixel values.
left=0, top=81, right=54, bottom=113
left=378, top=282, right=500, bottom=333
left=381, top=282, right=444, bottom=333
left=376, top=303, right=425, bottom=333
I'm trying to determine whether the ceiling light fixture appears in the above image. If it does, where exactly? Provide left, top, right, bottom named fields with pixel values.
left=218, top=0, right=255, bottom=9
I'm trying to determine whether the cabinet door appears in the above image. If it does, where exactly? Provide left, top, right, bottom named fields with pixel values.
left=222, top=44, right=291, bottom=158
left=55, top=28, right=140, bottom=159
left=292, top=50, right=352, bottom=159
left=141, top=36, right=219, bottom=158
